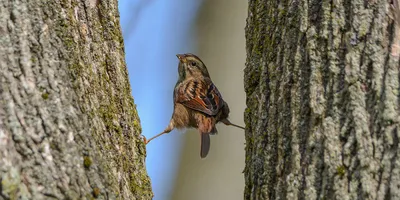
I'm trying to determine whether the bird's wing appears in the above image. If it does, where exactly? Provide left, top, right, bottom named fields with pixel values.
left=174, top=78, right=223, bottom=116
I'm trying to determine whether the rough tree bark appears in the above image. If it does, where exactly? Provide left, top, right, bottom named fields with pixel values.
left=244, top=0, right=400, bottom=199
left=0, top=1, right=152, bottom=199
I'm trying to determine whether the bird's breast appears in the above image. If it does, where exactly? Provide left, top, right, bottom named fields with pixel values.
left=172, top=103, right=198, bottom=129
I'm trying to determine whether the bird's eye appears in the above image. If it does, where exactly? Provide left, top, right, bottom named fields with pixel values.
left=191, top=62, right=196, bottom=67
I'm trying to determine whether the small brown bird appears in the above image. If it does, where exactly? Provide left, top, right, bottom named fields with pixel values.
left=143, top=53, right=244, bottom=158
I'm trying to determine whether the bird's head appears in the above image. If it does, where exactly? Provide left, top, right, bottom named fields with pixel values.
left=176, top=53, right=210, bottom=80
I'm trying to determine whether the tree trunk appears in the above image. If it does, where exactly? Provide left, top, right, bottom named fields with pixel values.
left=244, top=0, right=400, bottom=199
left=0, top=1, right=152, bottom=199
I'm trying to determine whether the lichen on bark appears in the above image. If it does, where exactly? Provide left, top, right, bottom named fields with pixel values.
left=244, top=0, right=400, bottom=199
left=0, top=0, right=152, bottom=199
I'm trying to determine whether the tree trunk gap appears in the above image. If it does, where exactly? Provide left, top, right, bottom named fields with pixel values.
left=244, top=0, right=400, bottom=199
left=0, top=1, right=152, bottom=199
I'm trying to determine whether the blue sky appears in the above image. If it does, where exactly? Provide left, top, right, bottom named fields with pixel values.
left=119, top=0, right=202, bottom=199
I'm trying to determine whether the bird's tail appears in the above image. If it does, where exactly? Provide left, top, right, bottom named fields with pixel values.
left=200, top=125, right=218, bottom=158
left=200, top=133, right=210, bottom=158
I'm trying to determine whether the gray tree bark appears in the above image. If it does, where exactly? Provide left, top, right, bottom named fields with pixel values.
left=0, top=1, right=152, bottom=199
left=244, top=0, right=400, bottom=199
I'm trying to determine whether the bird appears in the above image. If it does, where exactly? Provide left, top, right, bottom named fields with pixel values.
left=143, top=53, right=244, bottom=158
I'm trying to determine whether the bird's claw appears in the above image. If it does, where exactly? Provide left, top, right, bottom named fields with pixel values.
left=140, top=135, right=148, bottom=145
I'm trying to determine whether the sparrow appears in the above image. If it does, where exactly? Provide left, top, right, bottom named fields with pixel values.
left=143, top=53, right=244, bottom=158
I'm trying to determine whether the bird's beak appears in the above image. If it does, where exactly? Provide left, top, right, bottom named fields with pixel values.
left=176, top=54, right=187, bottom=63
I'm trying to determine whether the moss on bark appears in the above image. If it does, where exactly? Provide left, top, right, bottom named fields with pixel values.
left=0, top=0, right=152, bottom=199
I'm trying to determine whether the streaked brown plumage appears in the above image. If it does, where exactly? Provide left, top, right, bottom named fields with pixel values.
left=143, top=53, right=244, bottom=158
